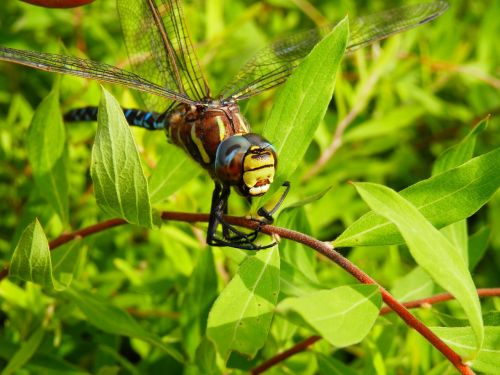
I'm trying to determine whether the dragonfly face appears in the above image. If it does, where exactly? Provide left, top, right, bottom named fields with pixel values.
left=0, top=0, right=449, bottom=249
left=215, top=133, right=277, bottom=198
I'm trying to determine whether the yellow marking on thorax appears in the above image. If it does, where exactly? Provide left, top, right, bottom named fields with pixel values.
left=168, top=123, right=173, bottom=141
left=176, top=124, right=185, bottom=149
left=215, top=116, right=226, bottom=141
left=236, top=113, right=249, bottom=133
left=191, top=124, right=211, bottom=164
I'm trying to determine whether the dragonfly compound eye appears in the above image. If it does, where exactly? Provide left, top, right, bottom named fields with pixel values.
left=215, top=134, right=276, bottom=197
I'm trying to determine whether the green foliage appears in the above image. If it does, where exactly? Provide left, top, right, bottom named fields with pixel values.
left=207, top=246, right=280, bottom=361
left=63, top=286, right=184, bottom=363
left=10, top=219, right=55, bottom=289
left=91, top=87, right=156, bottom=228
left=0, top=0, right=499, bottom=374
left=261, top=16, right=348, bottom=200
left=353, top=182, right=483, bottom=353
left=431, top=326, right=500, bottom=373
left=26, top=80, right=69, bottom=224
left=336, top=146, right=500, bottom=247
left=278, top=285, right=381, bottom=347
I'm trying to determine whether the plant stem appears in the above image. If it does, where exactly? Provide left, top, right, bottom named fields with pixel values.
left=253, top=288, right=499, bottom=374
left=1, top=212, right=485, bottom=374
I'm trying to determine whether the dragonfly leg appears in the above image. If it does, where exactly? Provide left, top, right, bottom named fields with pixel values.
left=257, top=181, right=291, bottom=223
left=207, top=183, right=276, bottom=249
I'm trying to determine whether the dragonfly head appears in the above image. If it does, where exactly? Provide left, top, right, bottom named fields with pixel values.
left=215, top=134, right=277, bottom=198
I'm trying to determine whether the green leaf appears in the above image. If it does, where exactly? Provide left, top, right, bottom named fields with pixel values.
left=193, top=338, right=221, bottom=375
left=433, top=117, right=488, bottom=264
left=353, top=182, right=483, bottom=353
left=9, top=220, right=55, bottom=289
left=432, top=117, right=488, bottom=175
left=390, top=267, right=434, bottom=302
left=431, top=326, right=500, bottom=374
left=280, top=259, right=323, bottom=298
left=277, top=206, right=318, bottom=282
left=26, top=84, right=69, bottom=223
left=149, top=143, right=201, bottom=204
left=207, top=246, right=280, bottom=361
left=180, top=249, right=218, bottom=359
left=51, top=241, right=84, bottom=287
left=335, top=148, right=500, bottom=247
left=278, top=285, right=381, bottom=347
left=24, top=353, right=90, bottom=375
left=91, top=87, right=154, bottom=228
left=63, top=287, right=184, bottom=363
left=468, top=227, right=490, bottom=271
left=261, top=17, right=348, bottom=198
left=316, top=353, right=358, bottom=375
left=1, top=327, right=45, bottom=375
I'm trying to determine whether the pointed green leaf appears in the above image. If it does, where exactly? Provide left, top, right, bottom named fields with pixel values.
left=354, top=182, right=483, bottom=353
left=181, top=249, right=218, bottom=359
left=1, top=327, right=45, bottom=375
left=63, top=287, right=184, bottom=363
left=335, top=148, right=500, bottom=247
left=432, top=117, right=488, bottom=175
left=149, top=144, right=201, bottom=204
left=207, top=246, right=280, bottom=361
left=26, top=84, right=69, bottom=223
left=91, top=87, right=154, bottom=228
left=10, top=220, right=55, bottom=289
left=433, top=117, right=488, bottom=264
left=278, top=285, right=381, bottom=347
left=431, top=326, right=500, bottom=373
left=261, top=17, right=348, bottom=198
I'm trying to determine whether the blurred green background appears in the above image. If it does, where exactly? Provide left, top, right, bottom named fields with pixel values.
left=0, top=0, right=498, bottom=373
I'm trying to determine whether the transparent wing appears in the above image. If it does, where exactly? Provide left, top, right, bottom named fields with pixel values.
left=220, top=1, right=449, bottom=101
left=0, top=46, right=196, bottom=105
left=117, top=0, right=209, bottom=111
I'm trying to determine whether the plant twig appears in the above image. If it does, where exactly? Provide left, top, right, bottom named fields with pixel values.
left=252, top=288, right=500, bottom=374
left=0, top=212, right=477, bottom=374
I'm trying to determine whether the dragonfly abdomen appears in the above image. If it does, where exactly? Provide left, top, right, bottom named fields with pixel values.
left=64, top=107, right=166, bottom=130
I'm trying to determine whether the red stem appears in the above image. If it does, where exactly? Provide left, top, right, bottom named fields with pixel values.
left=1, top=212, right=481, bottom=374
left=253, top=288, right=500, bottom=374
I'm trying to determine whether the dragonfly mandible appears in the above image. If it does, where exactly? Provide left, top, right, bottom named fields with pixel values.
left=0, top=0, right=449, bottom=249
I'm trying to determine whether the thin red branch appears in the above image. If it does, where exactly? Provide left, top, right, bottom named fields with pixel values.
left=253, top=288, right=500, bottom=374
left=251, top=336, right=321, bottom=374
left=380, top=288, right=500, bottom=315
left=1, top=212, right=485, bottom=374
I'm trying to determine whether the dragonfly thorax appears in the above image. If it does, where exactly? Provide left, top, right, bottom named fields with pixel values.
left=166, top=102, right=250, bottom=169
left=165, top=102, right=277, bottom=198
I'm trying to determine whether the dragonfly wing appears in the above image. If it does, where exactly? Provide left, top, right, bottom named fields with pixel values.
left=220, top=1, right=448, bottom=101
left=117, top=0, right=210, bottom=110
left=0, top=46, right=196, bottom=105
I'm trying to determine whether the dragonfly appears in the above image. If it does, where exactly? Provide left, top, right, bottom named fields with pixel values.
left=0, top=0, right=448, bottom=249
